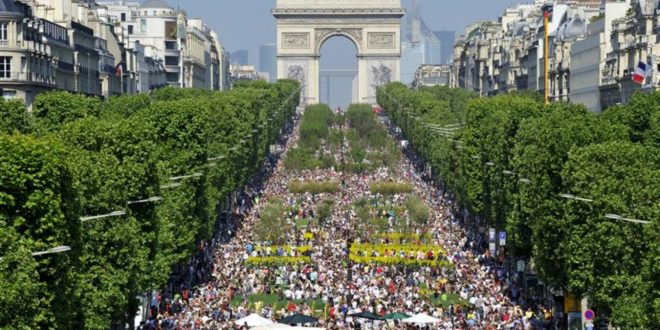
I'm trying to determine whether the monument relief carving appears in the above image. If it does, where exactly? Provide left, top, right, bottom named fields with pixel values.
left=368, top=32, right=395, bottom=49
left=282, top=33, right=310, bottom=49
left=285, top=62, right=308, bottom=97
left=371, top=63, right=392, bottom=88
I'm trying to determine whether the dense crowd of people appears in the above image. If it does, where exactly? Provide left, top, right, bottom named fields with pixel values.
left=140, top=111, right=557, bottom=330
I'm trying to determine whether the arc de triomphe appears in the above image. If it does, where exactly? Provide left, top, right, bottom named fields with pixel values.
left=273, top=0, right=404, bottom=105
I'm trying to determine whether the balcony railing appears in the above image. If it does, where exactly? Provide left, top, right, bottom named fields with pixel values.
left=0, top=71, right=55, bottom=84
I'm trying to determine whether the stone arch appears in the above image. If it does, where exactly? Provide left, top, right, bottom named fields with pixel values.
left=274, top=0, right=404, bottom=105
left=314, top=28, right=363, bottom=55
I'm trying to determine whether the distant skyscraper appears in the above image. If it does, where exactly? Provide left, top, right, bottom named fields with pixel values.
left=433, top=31, right=456, bottom=64
left=230, top=50, right=249, bottom=66
left=259, top=44, right=277, bottom=82
left=400, top=0, right=442, bottom=84
left=401, top=44, right=425, bottom=84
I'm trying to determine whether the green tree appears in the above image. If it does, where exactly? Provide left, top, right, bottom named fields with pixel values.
left=32, top=91, right=101, bottom=133
left=509, top=103, right=626, bottom=270
left=0, top=99, right=30, bottom=134
left=0, top=225, right=47, bottom=329
left=254, top=200, right=290, bottom=244
left=602, top=91, right=660, bottom=144
left=0, top=134, right=82, bottom=328
left=560, top=141, right=659, bottom=324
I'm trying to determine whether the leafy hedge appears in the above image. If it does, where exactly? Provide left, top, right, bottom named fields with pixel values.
left=0, top=80, right=300, bottom=329
left=370, top=182, right=413, bottom=195
left=350, top=243, right=446, bottom=255
left=288, top=181, right=339, bottom=194
left=245, top=256, right=311, bottom=266
left=348, top=255, right=452, bottom=268
left=253, top=246, right=312, bottom=254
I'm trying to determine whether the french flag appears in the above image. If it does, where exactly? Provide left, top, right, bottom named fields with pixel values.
left=632, top=61, right=647, bottom=85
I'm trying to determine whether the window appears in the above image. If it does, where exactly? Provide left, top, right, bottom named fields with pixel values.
left=0, top=56, right=11, bottom=78
left=120, top=13, right=126, bottom=22
left=165, top=41, right=177, bottom=50
left=140, top=19, right=147, bottom=33
left=0, top=23, right=7, bottom=41
left=165, top=56, right=179, bottom=66
left=2, top=90, right=15, bottom=100
left=127, top=25, right=133, bottom=35
left=166, top=72, right=179, bottom=82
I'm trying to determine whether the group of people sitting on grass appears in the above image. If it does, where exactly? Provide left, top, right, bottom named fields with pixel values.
left=141, top=113, right=557, bottom=330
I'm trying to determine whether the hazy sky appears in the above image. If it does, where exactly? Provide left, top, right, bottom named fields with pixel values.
left=176, top=0, right=529, bottom=64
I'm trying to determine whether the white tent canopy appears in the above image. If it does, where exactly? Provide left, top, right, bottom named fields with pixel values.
left=402, top=313, right=441, bottom=324
left=235, top=313, right=275, bottom=327
left=251, top=324, right=293, bottom=330
left=251, top=325, right=324, bottom=330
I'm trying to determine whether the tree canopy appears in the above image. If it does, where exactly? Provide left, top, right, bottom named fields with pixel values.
left=0, top=80, right=300, bottom=328
left=377, top=84, right=659, bottom=328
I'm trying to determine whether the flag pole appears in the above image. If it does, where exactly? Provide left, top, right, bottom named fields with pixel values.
left=544, top=8, right=549, bottom=105
left=120, top=64, right=124, bottom=95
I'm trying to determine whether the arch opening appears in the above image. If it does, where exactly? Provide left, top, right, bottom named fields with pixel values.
left=319, top=35, right=358, bottom=111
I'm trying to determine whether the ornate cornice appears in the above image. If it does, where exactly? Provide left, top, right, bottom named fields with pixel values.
left=277, top=18, right=402, bottom=25
left=273, top=8, right=405, bottom=18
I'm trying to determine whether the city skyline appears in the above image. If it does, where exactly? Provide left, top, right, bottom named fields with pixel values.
left=179, top=0, right=527, bottom=66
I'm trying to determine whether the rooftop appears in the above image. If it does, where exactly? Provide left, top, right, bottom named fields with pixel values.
left=140, top=0, right=172, bottom=9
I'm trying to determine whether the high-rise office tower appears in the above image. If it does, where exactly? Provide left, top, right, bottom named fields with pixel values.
left=230, top=50, right=249, bottom=66
left=400, top=0, right=442, bottom=84
left=259, top=44, right=277, bottom=82
left=433, top=31, right=456, bottom=64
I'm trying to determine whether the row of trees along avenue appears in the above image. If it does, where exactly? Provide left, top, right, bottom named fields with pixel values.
left=377, top=83, right=659, bottom=329
left=0, top=80, right=300, bottom=329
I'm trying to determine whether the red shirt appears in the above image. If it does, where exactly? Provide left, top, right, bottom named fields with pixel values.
left=388, top=282, right=396, bottom=294
left=287, top=302, right=297, bottom=312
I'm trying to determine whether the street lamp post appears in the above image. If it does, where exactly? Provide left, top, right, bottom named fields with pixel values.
left=80, top=210, right=126, bottom=222
left=169, top=173, right=202, bottom=181
left=31, top=245, right=72, bottom=257
left=161, top=182, right=182, bottom=189
left=604, top=214, right=651, bottom=225
left=559, top=193, right=593, bottom=203
left=127, top=196, right=163, bottom=205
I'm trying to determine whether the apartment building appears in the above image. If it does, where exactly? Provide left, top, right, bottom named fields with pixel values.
left=600, top=0, right=658, bottom=108
left=0, top=0, right=75, bottom=105
left=411, top=64, right=451, bottom=89
left=0, top=0, right=228, bottom=108
left=449, top=0, right=656, bottom=112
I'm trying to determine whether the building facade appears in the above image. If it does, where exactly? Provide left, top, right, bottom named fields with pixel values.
left=450, top=0, right=660, bottom=112
left=0, top=0, right=228, bottom=108
left=411, top=64, right=450, bottom=89
left=0, top=0, right=74, bottom=106
left=450, top=0, right=619, bottom=110
left=600, top=0, right=657, bottom=108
